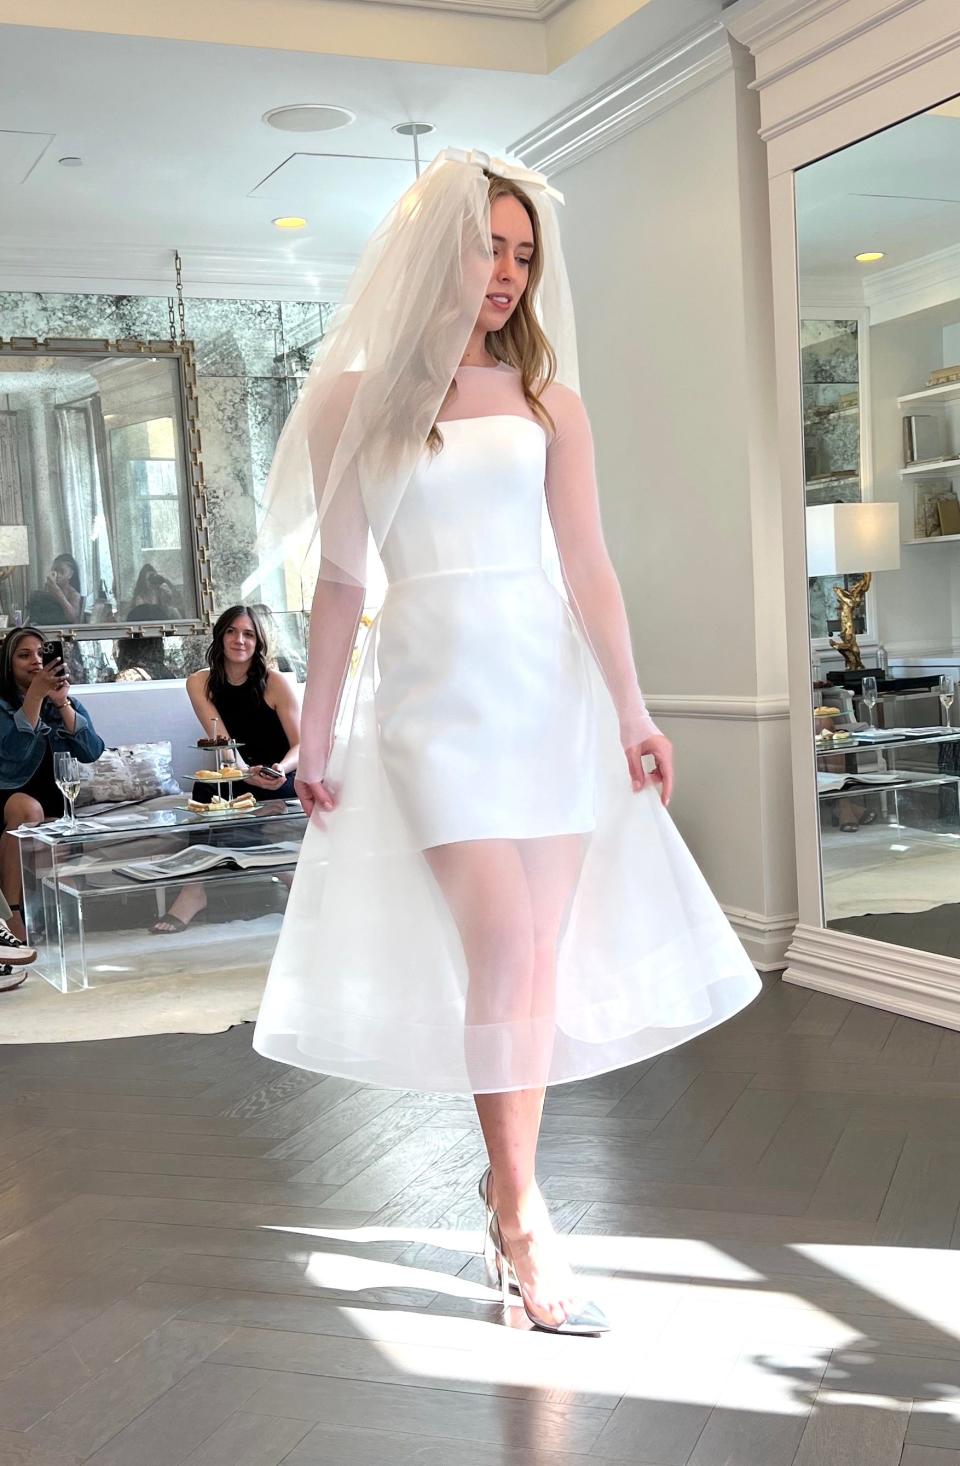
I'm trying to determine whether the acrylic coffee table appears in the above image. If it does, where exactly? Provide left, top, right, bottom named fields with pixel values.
left=12, top=799, right=307, bottom=992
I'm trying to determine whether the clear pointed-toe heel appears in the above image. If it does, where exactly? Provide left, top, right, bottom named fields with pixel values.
left=478, top=1167, right=519, bottom=1295
left=478, top=1169, right=610, bottom=1336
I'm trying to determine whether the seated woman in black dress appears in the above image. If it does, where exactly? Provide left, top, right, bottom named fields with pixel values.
left=0, top=626, right=105, bottom=939
left=151, top=604, right=300, bottom=934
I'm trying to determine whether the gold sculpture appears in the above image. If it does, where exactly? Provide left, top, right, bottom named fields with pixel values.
left=829, top=573, right=871, bottom=670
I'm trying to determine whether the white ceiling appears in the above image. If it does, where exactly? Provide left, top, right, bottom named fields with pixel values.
left=0, top=0, right=724, bottom=271
left=796, top=104, right=960, bottom=280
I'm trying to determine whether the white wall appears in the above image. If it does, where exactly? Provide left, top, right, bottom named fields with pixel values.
left=555, top=51, right=797, bottom=964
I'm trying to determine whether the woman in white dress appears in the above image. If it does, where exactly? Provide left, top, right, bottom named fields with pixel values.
left=253, top=150, right=761, bottom=1334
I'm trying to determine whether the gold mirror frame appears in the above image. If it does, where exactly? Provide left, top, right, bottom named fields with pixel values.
left=0, top=335, right=214, bottom=640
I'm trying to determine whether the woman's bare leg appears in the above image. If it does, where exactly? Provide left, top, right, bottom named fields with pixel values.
left=1, top=794, right=46, bottom=938
left=424, top=833, right=585, bottom=1325
left=153, top=880, right=207, bottom=932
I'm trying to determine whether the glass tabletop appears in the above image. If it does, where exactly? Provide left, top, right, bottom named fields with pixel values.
left=10, top=797, right=306, bottom=847
left=815, top=728, right=960, bottom=756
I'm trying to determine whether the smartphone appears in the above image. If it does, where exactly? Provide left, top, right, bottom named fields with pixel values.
left=41, top=639, right=64, bottom=667
left=261, top=765, right=285, bottom=782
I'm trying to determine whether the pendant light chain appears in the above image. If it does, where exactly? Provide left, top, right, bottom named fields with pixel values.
left=168, top=249, right=187, bottom=345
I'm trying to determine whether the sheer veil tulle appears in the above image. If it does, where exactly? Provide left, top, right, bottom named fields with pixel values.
left=255, top=148, right=578, bottom=602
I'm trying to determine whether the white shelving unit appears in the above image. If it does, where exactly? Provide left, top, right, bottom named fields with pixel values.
left=900, top=457, right=960, bottom=477
left=898, top=382, right=960, bottom=408
left=899, top=382, right=960, bottom=544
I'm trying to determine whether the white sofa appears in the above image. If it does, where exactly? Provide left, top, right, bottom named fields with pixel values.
left=73, top=675, right=304, bottom=787
left=72, top=680, right=200, bottom=785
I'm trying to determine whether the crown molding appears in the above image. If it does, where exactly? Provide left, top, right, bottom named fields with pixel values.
left=862, top=239, right=960, bottom=324
left=0, top=242, right=349, bottom=301
left=337, top=0, right=568, bottom=13
left=800, top=240, right=960, bottom=323
left=758, top=17, right=960, bottom=146
left=510, top=20, right=736, bottom=175
left=725, top=0, right=932, bottom=87
left=722, top=0, right=856, bottom=51
left=798, top=275, right=866, bottom=309
left=722, top=0, right=960, bottom=156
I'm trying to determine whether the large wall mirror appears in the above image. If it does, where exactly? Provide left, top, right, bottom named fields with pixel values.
left=0, top=338, right=212, bottom=635
left=796, top=94, right=960, bottom=958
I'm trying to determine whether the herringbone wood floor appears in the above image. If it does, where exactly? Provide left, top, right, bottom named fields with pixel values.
left=3, top=974, right=960, bottom=1465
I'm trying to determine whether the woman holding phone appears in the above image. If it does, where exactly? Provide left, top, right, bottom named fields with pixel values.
left=0, top=626, right=105, bottom=941
left=151, top=605, right=300, bottom=935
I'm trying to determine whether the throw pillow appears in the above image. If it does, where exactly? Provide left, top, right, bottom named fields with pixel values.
left=75, top=741, right=181, bottom=806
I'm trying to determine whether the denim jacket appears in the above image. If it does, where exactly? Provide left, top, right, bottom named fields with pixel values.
left=0, top=695, right=105, bottom=789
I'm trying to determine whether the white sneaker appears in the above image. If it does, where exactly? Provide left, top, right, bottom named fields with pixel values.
left=0, top=920, right=36, bottom=965
left=0, top=963, right=27, bottom=992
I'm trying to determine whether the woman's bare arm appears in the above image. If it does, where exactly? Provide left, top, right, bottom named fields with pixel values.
left=544, top=384, right=660, bottom=749
left=264, top=668, right=302, bottom=775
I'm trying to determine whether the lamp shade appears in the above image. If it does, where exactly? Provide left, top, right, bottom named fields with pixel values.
left=805, top=502, right=901, bottom=578
left=0, top=526, right=28, bottom=568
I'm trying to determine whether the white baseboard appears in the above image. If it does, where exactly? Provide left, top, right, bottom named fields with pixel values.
left=783, top=921, right=960, bottom=1031
left=723, top=904, right=796, bottom=971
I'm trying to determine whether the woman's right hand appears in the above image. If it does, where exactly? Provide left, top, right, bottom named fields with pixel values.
left=294, top=776, right=337, bottom=823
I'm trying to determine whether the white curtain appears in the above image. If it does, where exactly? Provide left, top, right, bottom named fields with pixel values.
left=54, top=402, right=114, bottom=610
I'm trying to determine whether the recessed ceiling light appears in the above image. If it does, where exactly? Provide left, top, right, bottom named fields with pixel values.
left=263, top=104, right=355, bottom=134
left=855, top=251, right=885, bottom=263
left=58, top=156, right=83, bottom=167
left=393, top=122, right=435, bottom=139
left=272, top=216, right=308, bottom=231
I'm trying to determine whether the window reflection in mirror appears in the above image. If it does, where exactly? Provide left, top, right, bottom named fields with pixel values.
left=796, top=92, right=960, bottom=958
left=0, top=350, right=198, bottom=628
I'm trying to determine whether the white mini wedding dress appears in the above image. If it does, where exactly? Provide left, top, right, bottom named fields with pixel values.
left=253, top=365, right=761, bottom=1093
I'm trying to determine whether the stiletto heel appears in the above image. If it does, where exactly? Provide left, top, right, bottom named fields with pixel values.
left=478, top=1168, right=519, bottom=1295
left=499, top=1248, right=513, bottom=1309
left=481, top=1177, right=611, bottom=1336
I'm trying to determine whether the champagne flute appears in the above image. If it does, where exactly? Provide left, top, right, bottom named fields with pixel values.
left=862, top=675, right=878, bottom=729
left=939, top=674, right=955, bottom=728
left=54, top=752, right=81, bottom=832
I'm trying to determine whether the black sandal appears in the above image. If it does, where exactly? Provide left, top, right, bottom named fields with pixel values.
left=149, top=904, right=208, bottom=934
left=150, top=913, right=189, bottom=935
left=841, top=809, right=879, bottom=833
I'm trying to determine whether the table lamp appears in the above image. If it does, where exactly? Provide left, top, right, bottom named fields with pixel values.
left=805, top=501, right=901, bottom=671
left=0, top=526, right=29, bottom=583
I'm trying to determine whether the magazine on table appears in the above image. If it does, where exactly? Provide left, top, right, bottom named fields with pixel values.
left=886, top=726, right=952, bottom=738
left=116, top=842, right=301, bottom=883
left=852, top=726, right=950, bottom=741
left=818, top=770, right=940, bottom=793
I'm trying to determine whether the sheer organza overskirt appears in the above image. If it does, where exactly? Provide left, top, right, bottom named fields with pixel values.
left=252, top=592, right=761, bottom=1094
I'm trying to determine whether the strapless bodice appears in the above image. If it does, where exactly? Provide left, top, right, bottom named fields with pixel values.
left=378, top=416, right=546, bottom=585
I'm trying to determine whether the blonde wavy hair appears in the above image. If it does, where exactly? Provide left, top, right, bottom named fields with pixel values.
left=426, top=172, right=557, bottom=453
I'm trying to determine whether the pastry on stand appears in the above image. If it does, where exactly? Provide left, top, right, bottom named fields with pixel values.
left=192, top=737, right=256, bottom=814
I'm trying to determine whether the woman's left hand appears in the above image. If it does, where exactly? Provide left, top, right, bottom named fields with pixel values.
left=44, top=665, right=71, bottom=708
left=625, top=734, right=673, bottom=805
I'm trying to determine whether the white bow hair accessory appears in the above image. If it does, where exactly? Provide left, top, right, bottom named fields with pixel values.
left=435, top=147, right=565, bottom=206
